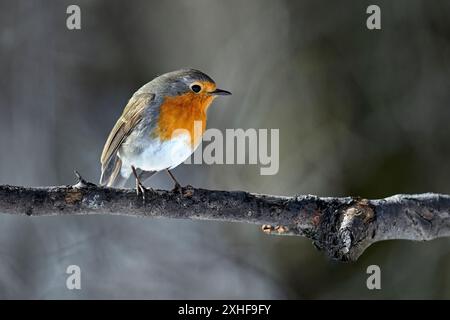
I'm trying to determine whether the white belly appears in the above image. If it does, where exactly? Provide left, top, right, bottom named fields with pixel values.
left=119, top=133, right=194, bottom=177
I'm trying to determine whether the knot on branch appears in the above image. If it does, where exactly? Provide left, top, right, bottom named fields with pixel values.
left=73, top=170, right=97, bottom=189
left=313, top=198, right=376, bottom=262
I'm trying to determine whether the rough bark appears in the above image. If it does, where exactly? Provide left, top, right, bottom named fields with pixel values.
left=0, top=176, right=449, bottom=262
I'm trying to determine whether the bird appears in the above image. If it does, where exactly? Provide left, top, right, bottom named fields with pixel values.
left=100, top=69, right=231, bottom=196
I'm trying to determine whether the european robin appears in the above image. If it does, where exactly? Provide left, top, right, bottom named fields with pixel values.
left=100, top=69, right=231, bottom=195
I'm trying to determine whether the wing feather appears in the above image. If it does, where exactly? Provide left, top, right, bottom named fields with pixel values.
left=100, top=93, right=155, bottom=169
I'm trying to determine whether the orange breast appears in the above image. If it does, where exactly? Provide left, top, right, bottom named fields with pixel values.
left=155, top=92, right=215, bottom=147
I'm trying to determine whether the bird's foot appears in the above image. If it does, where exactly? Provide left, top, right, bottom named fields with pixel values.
left=131, top=165, right=153, bottom=202
left=182, top=184, right=194, bottom=197
left=172, top=183, right=194, bottom=197
left=136, top=182, right=153, bottom=202
left=172, top=182, right=182, bottom=194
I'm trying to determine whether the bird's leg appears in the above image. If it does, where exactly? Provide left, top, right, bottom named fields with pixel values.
left=131, top=165, right=147, bottom=201
left=166, top=169, right=182, bottom=193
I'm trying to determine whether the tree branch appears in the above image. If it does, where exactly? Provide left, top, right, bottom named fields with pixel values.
left=0, top=176, right=449, bottom=261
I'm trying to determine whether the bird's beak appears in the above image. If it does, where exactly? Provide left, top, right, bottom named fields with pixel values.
left=209, top=88, right=232, bottom=96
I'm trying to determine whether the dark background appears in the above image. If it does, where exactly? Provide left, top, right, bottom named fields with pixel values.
left=0, top=0, right=449, bottom=298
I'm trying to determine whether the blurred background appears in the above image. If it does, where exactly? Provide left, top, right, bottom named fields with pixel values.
left=0, top=0, right=450, bottom=299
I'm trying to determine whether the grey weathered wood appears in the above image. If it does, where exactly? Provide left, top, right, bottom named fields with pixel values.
left=0, top=178, right=449, bottom=262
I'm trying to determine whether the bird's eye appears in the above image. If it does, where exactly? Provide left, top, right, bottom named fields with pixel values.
left=190, top=84, right=202, bottom=93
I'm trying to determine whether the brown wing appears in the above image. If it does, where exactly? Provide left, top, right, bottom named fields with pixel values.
left=100, top=93, right=154, bottom=168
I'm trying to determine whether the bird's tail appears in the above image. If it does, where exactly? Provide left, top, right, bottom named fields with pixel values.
left=100, top=155, right=128, bottom=188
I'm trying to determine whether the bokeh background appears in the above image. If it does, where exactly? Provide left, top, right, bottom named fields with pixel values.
left=1, top=0, right=450, bottom=299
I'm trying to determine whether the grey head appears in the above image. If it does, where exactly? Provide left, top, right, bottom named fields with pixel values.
left=135, top=69, right=231, bottom=97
